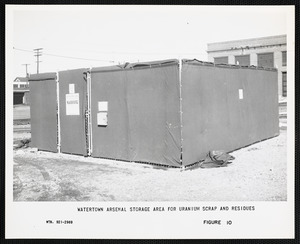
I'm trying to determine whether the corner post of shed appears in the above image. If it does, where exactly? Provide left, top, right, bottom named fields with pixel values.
left=86, top=68, right=93, bottom=156
left=56, top=71, right=61, bottom=153
left=179, top=58, right=183, bottom=167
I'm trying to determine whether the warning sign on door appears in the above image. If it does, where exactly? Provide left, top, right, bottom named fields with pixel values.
left=239, top=89, right=244, bottom=100
left=66, top=93, right=80, bottom=115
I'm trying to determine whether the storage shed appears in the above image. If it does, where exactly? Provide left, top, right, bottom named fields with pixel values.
left=28, top=59, right=279, bottom=168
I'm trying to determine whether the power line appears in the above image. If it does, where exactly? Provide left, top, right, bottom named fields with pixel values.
left=13, top=47, right=116, bottom=63
left=13, top=46, right=294, bottom=66
left=43, top=52, right=116, bottom=63
left=13, top=47, right=208, bottom=62
left=14, top=48, right=32, bottom=53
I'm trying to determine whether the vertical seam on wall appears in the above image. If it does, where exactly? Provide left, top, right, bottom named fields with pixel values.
left=179, top=59, right=184, bottom=167
left=84, top=71, right=89, bottom=156
left=87, top=69, right=93, bottom=156
left=89, top=69, right=93, bottom=155
left=56, top=72, right=61, bottom=153
left=124, top=70, right=131, bottom=161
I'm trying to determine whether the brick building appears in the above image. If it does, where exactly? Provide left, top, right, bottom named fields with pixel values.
left=207, top=35, right=287, bottom=97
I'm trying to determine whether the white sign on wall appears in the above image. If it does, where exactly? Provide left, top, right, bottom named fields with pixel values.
left=97, top=112, right=108, bottom=126
left=98, top=101, right=108, bottom=112
left=66, top=93, right=80, bottom=115
left=239, top=89, right=244, bottom=100
left=97, top=101, right=108, bottom=126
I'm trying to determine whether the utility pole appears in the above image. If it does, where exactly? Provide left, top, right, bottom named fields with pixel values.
left=22, top=63, right=30, bottom=77
left=33, top=48, right=43, bottom=74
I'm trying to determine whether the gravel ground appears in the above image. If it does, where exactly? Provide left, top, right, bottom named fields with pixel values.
left=13, top=127, right=287, bottom=202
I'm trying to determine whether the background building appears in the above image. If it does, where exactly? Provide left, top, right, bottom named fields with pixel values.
left=207, top=35, right=287, bottom=97
left=13, top=77, right=30, bottom=105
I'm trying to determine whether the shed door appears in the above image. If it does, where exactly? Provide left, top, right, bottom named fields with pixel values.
left=58, top=69, right=88, bottom=156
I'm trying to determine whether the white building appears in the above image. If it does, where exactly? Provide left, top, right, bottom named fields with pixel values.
left=13, top=77, right=29, bottom=89
left=207, top=35, right=287, bottom=97
left=13, top=77, right=30, bottom=105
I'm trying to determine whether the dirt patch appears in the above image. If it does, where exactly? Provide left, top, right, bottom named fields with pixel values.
left=12, top=129, right=287, bottom=202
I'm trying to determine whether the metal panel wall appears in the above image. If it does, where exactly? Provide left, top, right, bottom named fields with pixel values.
left=125, top=64, right=181, bottom=166
left=90, top=61, right=181, bottom=167
left=58, top=69, right=88, bottom=155
left=181, top=61, right=279, bottom=166
left=28, top=60, right=279, bottom=168
left=91, top=68, right=129, bottom=161
left=29, top=73, right=58, bottom=152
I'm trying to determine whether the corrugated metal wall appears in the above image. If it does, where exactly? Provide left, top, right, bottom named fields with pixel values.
left=90, top=61, right=182, bottom=167
left=29, top=73, right=58, bottom=152
left=181, top=60, right=279, bottom=166
left=58, top=69, right=88, bottom=155
left=28, top=59, right=279, bottom=168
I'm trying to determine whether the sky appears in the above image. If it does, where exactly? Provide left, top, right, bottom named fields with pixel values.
left=8, top=5, right=291, bottom=78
